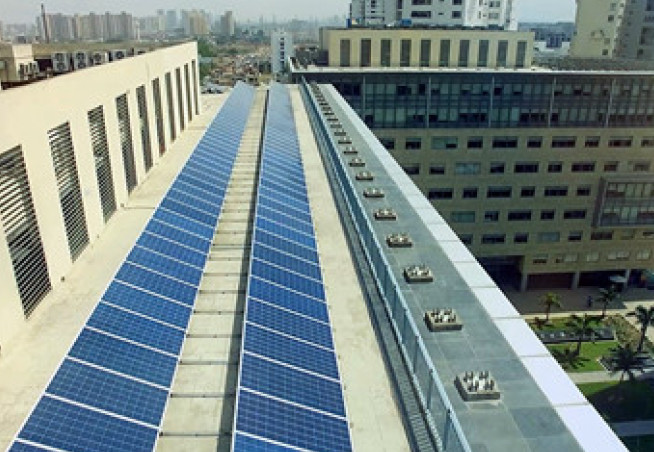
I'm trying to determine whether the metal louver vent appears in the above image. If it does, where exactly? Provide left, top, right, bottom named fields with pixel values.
left=165, top=72, right=176, bottom=141
left=136, top=85, right=153, bottom=171
left=0, top=147, right=51, bottom=316
left=88, top=106, right=116, bottom=222
left=152, top=78, right=166, bottom=155
left=48, top=122, right=89, bottom=260
left=176, top=68, right=185, bottom=131
left=116, top=94, right=137, bottom=193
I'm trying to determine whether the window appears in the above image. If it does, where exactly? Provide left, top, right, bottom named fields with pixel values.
left=577, top=186, right=591, bottom=196
left=360, top=39, right=372, bottom=67
left=637, top=250, right=652, bottom=260
left=490, top=162, right=505, bottom=174
left=429, top=188, right=453, bottom=199
left=451, top=211, right=475, bottom=223
left=455, top=162, right=480, bottom=175
left=403, top=165, right=420, bottom=175
left=514, top=162, right=539, bottom=173
left=487, top=186, right=512, bottom=198
left=516, top=41, right=527, bottom=68
left=467, top=137, right=483, bottom=149
left=514, top=233, right=529, bottom=243
left=439, top=40, right=450, bottom=67
left=420, top=39, right=431, bottom=67
left=492, top=136, right=518, bottom=149
left=607, top=251, right=630, bottom=261
left=508, top=210, right=532, bottom=221
left=452, top=10, right=462, bottom=19
left=568, top=231, right=583, bottom=242
left=381, top=39, right=391, bottom=67
left=405, top=137, right=422, bottom=150
left=432, top=136, right=458, bottom=150
left=609, top=136, right=633, bottom=147
left=497, top=40, right=508, bottom=67
left=538, top=232, right=560, bottom=243
left=482, top=234, right=506, bottom=244
left=541, top=210, right=555, bottom=220
left=604, top=161, right=619, bottom=172
left=571, top=162, right=596, bottom=172
left=591, top=231, right=613, bottom=241
left=484, top=211, right=499, bottom=222
left=552, top=136, right=577, bottom=148
left=340, top=39, right=351, bottom=67
left=459, top=234, right=473, bottom=245
left=521, top=187, right=536, bottom=197
left=380, top=138, right=395, bottom=150
left=545, top=186, right=568, bottom=197
left=527, top=137, right=542, bottom=148
left=463, top=187, right=478, bottom=198
left=642, top=137, right=654, bottom=147
left=458, top=40, right=470, bottom=67
left=585, top=136, right=600, bottom=148
left=411, top=10, right=432, bottom=18
left=631, top=161, right=651, bottom=172
left=548, top=162, right=563, bottom=173
left=478, top=40, right=489, bottom=67
left=621, top=230, right=636, bottom=240
left=400, top=39, right=411, bottom=67
left=412, top=0, right=432, bottom=4
left=533, top=255, right=548, bottom=264
left=564, top=209, right=587, bottom=220
left=430, top=165, right=445, bottom=175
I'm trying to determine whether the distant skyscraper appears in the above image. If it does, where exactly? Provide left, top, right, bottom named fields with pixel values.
left=271, top=30, right=294, bottom=74
left=570, top=0, right=625, bottom=58
left=616, top=0, right=654, bottom=60
left=220, top=11, right=236, bottom=37
left=166, top=10, right=178, bottom=31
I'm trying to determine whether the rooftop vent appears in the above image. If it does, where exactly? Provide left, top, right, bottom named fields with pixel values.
left=364, top=187, right=385, bottom=198
left=343, top=146, right=357, bottom=154
left=374, top=208, right=397, bottom=221
left=403, top=264, right=433, bottom=282
left=455, top=371, right=500, bottom=402
left=386, top=232, right=411, bottom=247
left=338, top=137, right=352, bottom=145
left=329, top=122, right=342, bottom=129
left=356, top=171, right=374, bottom=181
left=424, top=308, right=462, bottom=331
left=327, top=116, right=339, bottom=122
left=349, top=158, right=365, bottom=167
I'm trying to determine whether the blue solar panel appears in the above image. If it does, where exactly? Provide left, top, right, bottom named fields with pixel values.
left=258, top=187, right=310, bottom=213
left=127, top=247, right=203, bottom=286
left=251, top=259, right=325, bottom=300
left=146, top=220, right=212, bottom=252
left=168, top=190, right=221, bottom=216
left=176, top=172, right=226, bottom=198
left=243, top=324, right=338, bottom=379
left=255, top=230, right=319, bottom=264
left=47, top=359, right=168, bottom=425
left=102, top=281, right=191, bottom=329
left=152, top=209, right=214, bottom=240
left=160, top=198, right=216, bottom=226
left=259, top=179, right=308, bottom=202
left=70, top=329, right=177, bottom=387
left=235, top=390, right=351, bottom=452
left=246, top=299, right=333, bottom=349
left=8, top=442, right=50, bottom=451
left=261, top=161, right=305, bottom=181
left=255, top=217, right=316, bottom=249
left=170, top=180, right=224, bottom=206
left=249, top=277, right=328, bottom=321
left=18, top=396, right=158, bottom=452
left=258, top=195, right=313, bottom=224
left=252, top=244, right=322, bottom=281
left=240, top=354, right=345, bottom=416
left=89, top=303, right=185, bottom=355
left=233, top=433, right=297, bottom=452
left=137, top=234, right=208, bottom=268
left=257, top=206, right=314, bottom=236
left=116, top=263, right=197, bottom=305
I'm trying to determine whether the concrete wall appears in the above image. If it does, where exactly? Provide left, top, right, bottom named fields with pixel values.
left=0, top=42, right=200, bottom=348
left=570, top=0, right=625, bottom=58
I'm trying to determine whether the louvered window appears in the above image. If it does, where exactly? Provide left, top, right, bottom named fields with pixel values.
left=48, top=122, right=89, bottom=260
left=176, top=68, right=185, bottom=131
left=185, top=64, right=192, bottom=122
left=0, top=147, right=51, bottom=316
left=116, top=94, right=137, bottom=193
left=152, top=78, right=166, bottom=155
left=165, top=72, right=176, bottom=141
left=191, top=60, right=199, bottom=115
left=88, top=106, right=116, bottom=221
left=136, top=85, right=153, bottom=171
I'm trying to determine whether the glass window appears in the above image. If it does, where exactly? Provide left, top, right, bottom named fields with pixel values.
left=516, top=41, right=527, bottom=68
left=585, top=136, right=600, bottom=148
left=642, top=137, right=654, bottom=147
left=527, top=137, right=542, bottom=148
left=571, top=162, right=596, bottom=172
left=604, top=161, right=619, bottom=172
left=405, top=137, right=422, bottom=150
left=478, top=40, right=489, bottom=67
left=459, top=234, right=473, bottom=245
left=428, top=188, right=453, bottom=199
left=455, top=162, right=481, bottom=175
left=538, top=232, right=560, bottom=243
left=609, top=136, right=633, bottom=147
left=482, top=234, right=506, bottom=244
left=360, top=39, right=372, bottom=67
left=521, top=186, right=536, bottom=197
left=514, top=162, right=539, bottom=173
left=544, top=186, right=568, bottom=197
left=380, top=138, right=395, bottom=150
left=548, top=162, right=563, bottom=173
left=467, top=137, right=483, bottom=149
left=400, top=39, right=411, bottom=67
left=564, top=209, right=587, bottom=219
left=430, top=165, right=445, bottom=175
left=432, top=136, right=458, bottom=150
left=514, top=233, right=529, bottom=243
left=541, top=210, right=555, bottom=220
left=508, top=210, right=532, bottom=221
left=568, top=231, right=583, bottom=241
left=577, top=186, right=591, bottom=196
left=439, top=40, right=450, bottom=67
left=463, top=187, right=478, bottom=198
left=458, top=40, right=470, bottom=67
left=487, top=186, right=512, bottom=198
left=340, top=39, right=351, bottom=67
left=484, top=211, right=499, bottom=222
left=380, top=39, right=391, bottom=67
left=637, top=250, right=652, bottom=260
left=420, top=39, right=431, bottom=67
left=402, top=165, right=420, bottom=175
left=451, top=211, right=476, bottom=223
left=492, top=136, right=518, bottom=148
left=591, top=231, right=613, bottom=240
left=586, top=252, right=600, bottom=262
left=496, top=40, right=508, bottom=67
left=490, top=162, right=505, bottom=174
left=552, top=136, right=577, bottom=148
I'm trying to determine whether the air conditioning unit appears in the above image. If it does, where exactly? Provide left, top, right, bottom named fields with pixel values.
left=90, top=51, right=108, bottom=65
left=111, top=49, right=127, bottom=61
left=73, top=51, right=89, bottom=70
left=51, top=52, right=70, bottom=73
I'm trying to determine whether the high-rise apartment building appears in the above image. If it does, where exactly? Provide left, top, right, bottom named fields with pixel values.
left=570, top=0, right=625, bottom=58
left=166, top=10, right=179, bottom=31
left=220, top=11, right=236, bottom=37
left=271, top=30, right=294, bottom=74
left=616, top=0, right=654, bottom=59
left=350, top=0, right=516, bottom=30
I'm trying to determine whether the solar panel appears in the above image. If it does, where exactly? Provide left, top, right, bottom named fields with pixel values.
left=251, top=259, right=325, bottom=300
left=12, top=82, right=256, bottom=451
left=232, top=433, right=297, bottom=452
left=249, top=277, right=329, bottom=321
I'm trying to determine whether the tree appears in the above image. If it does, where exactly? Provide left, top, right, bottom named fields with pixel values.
left=541, top=292, right=562, bottom=323
left=630, top=305, right=654, bottom=353
left=566, top=314, right=599, bottom=355
left=607, top=343, right=646, bottom=382
left=597, top=285, right=620, bottom=318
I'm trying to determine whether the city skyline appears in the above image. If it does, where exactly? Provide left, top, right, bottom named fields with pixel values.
left=2, top=0, right=576, bottom=25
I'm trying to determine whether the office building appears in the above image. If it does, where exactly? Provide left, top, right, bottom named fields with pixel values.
left=570, top=0, right=625, bottom=58
left=220, top=11, right=236, bottom=37
left=616, top=0, right=654, bottom=60
left=350, top=0, right=516, bottom=29
left=0, top=45, right=625, bottom=449
left=271, top=30, right=295, bottom=74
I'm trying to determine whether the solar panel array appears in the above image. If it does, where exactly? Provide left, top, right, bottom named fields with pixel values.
left=232, top=84, right=353, bottom=452
left=10, top=82, right=256, bottom=452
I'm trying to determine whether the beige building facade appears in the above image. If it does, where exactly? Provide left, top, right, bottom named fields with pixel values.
left=570, top=0, right=626, bottom=58
left=320, top=27, right=534, bottom=69
left=0, top=42, right=200, bottom=348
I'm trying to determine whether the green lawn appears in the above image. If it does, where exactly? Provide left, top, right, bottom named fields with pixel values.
left=622, top=435, right=654, bottom=452
left=547, top=340, right=618, bottom=372
left=579, top=381, right=654, bottom=422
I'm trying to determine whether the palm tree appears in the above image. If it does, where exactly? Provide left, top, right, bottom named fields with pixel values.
left=541, top=292, right=562, bottom=323
left=597, top=285, right=620, bottom=318
left=607, top=343, right=646, bottom=382
left=566, top=314, right=599, bottom=355
left=630, top=305, right=654, bottom=353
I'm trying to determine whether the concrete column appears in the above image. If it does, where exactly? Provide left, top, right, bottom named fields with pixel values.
left=571, top=271, right=581, bottom=289
left=520, top=272, right=529, bottom=292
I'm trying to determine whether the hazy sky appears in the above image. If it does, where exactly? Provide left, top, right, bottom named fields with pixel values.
left=2, top=0, right=576, bottom=24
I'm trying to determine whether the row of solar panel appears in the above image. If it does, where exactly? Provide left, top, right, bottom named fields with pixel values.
left=11, top=83, right=256, bottom=452
left=233, top=84, right=352, bottom=452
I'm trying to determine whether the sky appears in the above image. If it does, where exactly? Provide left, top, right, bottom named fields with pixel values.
left=2, top=0, right=576, bottom=24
